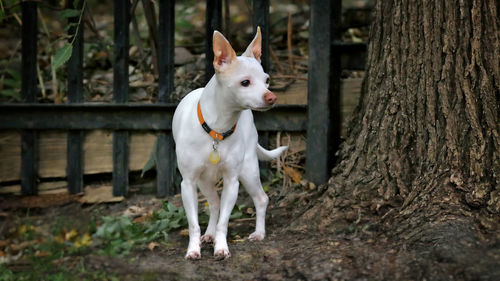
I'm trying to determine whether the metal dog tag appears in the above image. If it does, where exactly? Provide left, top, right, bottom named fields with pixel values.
left=209, top=150, right=220, bottom=164
left=209, top=140, right=220, bottom=164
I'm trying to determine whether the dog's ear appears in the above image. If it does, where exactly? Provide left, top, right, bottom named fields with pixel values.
left=213, top=31, right=237, bottom=72
left=243, top=26, right=262, bottom=62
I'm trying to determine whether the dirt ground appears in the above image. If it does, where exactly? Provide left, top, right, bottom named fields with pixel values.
left=2, top=182, right=499, bottom=281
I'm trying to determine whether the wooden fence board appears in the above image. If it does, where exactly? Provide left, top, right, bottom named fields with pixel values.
left=0, top=131, right=156, bottom=183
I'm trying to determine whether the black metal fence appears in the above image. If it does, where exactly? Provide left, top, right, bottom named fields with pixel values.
left=0, top=0, right=368, bottom=197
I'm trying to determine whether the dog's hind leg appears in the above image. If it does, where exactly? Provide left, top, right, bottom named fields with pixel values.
left=198, top=172, right=220, bottom=245
left=239, top=156, right=269, bottom=241
left=181, top=178, right=202, bottom=259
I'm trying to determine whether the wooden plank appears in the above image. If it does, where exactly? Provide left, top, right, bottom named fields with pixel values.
left=67, top=0, right=85, bottom=194
left=0, top=131, right=154, bottom=182
left=253, top=0, right=270, bottom=72
left=0, top=181, right=68, bottom=196
left=274, top=80, right=308, bottom=105
left=0, top=132, right=21, bottom=182
left=205, top=0, right=222, bottom=82
left=0, top=131, right=157, bottom=185
left=21, top=1, right=38, bottom=195
left=158, top=0, right=175, bottom=102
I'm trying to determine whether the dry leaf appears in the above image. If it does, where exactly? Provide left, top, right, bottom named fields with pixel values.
left=78, top=185, right=124, bottom=204
left=65, top=229, right=78, bottom=241
left=179, top=229, right=189, bottom=237
left=74, top=233, right=92, bottom=248
left=283, top=165, right=302, bottom=183
left=148, top=242, right=159, bottom=251
left=35, top=251, right=51, bottom=257
left=123, top=206, right=147, bottom=218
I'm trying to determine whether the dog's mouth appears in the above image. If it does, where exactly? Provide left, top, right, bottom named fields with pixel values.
left=249, top=105, right=274, bottom=111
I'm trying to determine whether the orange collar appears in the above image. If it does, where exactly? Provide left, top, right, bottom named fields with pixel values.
left=197, top=101, right=236, bottom=141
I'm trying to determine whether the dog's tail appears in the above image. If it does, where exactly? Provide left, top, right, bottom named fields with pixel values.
left=256, top=144, right=288, bottom=161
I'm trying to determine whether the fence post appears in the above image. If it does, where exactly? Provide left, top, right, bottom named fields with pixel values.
left=253, top=0, right=270, bottom=72
left=157, top=0, right=176, bottom=197
left=112, top=0, right=130, bottom=196
left=21, top=1, right=38, bottom=195
left=67, top=0, right=85, bottom=194
left=306, top=0, right=341, bottom=184
left=205, top=0, right=222, bottom=82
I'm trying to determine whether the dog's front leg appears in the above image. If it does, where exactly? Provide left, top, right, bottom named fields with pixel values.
left=181, top=179, right=201, bottom=260
left=198, top=176, right=220, bottom=244
left=214, top=176, right=239, bottom=260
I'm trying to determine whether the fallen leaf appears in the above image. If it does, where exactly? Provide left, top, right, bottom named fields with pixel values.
left=65, top=229, right=78, bottom=241
left=74, top=233, right=92, bottom=248
left=179, top=229, right=189, bottom=237
left=148, top=242, right=159, bottom=251
left=283, top=165, right=302, bottom=183
left=35, top=251, right=51, bottom=257
left=123, top=206, right=147, bottom=218
left=54, top=236, right=65, bottom=244
left=0, top=240, right=8, bottom=248
left=17, top=225, right=35, bottom=236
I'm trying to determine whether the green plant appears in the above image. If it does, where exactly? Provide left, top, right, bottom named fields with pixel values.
left=0, top=68, right=21, bottom=100
left=0, top=265, right=15, bottom=281
left=93, top=201, right=188, bottom=256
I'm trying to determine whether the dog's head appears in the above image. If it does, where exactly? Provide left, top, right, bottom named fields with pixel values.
left=212, top=27, right=277, bottom=111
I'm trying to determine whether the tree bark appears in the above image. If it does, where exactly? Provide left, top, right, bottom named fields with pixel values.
left=300, top=0, right=499, bottom=276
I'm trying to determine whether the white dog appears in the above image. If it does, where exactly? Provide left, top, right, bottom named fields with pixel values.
left=172, top=27, right=287, bottom=260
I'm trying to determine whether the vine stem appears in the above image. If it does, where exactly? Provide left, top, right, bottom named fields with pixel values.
left=70, top=0, right=87, bottom=46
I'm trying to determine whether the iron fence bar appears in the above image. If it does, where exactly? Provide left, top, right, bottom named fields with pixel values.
left=158, top=0, right=175, bottom=102
left=156, top=132, right=176, bottom=197
left=113, top=0, right=131, bottom=196
left=157, top=0, right=176, bottom=197
left=21, top=1, right=38, bottom=195
left=67, top=0, right=85, bottom=194
left=205, top=0, right=222, bottom=82
left=253, top=0, right=270, bottom=72
left=0, top=104, right=307, bottom=131
left=306, top=0, right=339, bottom=185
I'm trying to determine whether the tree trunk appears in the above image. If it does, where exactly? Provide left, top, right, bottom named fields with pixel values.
left=301, top=0, right=499, bottom=277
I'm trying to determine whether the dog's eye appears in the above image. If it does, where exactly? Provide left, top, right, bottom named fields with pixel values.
left=265, top=77, right=270, bottom=84
left=240, top=80, right=250, bottom=87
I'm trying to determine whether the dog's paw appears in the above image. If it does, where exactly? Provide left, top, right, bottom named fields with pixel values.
left=201, top=234, right=215, bottom=244
left=214, top=248, right=231, bottom=260
left=248, top=231, right=265, bottom=241
left=185, top=250, right=201, bottom=260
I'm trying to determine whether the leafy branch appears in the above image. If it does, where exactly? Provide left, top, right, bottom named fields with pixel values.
left=52, top=0, right=87, bottom=71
